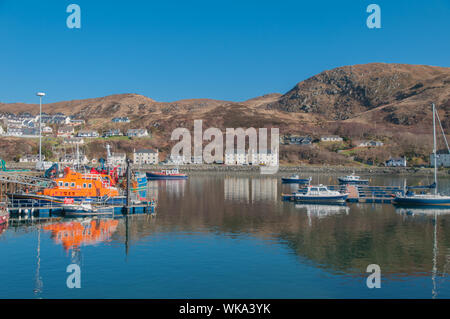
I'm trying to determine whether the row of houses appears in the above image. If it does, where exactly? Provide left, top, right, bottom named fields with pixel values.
left=56, top=127, right=149, bottom=138
left=281, top=134, right=383, bottom=147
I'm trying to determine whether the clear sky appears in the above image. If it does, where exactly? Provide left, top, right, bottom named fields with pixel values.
left=0, top=0, right=449, bottom=104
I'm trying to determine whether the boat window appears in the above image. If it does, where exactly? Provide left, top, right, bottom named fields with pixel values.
left=83, top=183, right=87, bottom=188
left=310, top=188, right=318, bottom=192
left=58, top=182, right=63, bottom=186
left=71, top=183, right=75, bottom=187
left=319, top=188, right=327, bottom=192
left=64, top=182, right=69, bottom=187
left=88, top=184, right=92, bottom=188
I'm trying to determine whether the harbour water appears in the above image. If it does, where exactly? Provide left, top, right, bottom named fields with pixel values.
left=1, top=172, right=449, bottom=299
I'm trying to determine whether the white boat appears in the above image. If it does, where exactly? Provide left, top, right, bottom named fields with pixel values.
left=338, top=173, right=369, bottom=185
left=295, top=185, right=349, bottom=204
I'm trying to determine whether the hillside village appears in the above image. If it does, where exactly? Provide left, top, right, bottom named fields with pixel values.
left=0, top=110, right=433, bottom=169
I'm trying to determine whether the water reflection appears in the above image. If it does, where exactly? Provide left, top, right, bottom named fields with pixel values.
left=224, top=177, right=277, bottom=203
left=43, top=218, right=119, bottom=251
left=295, top=204, right=349, bottom=226
left=395, top=207, right=450, bottom=299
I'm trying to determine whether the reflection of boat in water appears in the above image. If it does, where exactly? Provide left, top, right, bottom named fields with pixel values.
left=395, top=207, right=450, bottom=217
left=394, top=207, right=448, bottom=299
left=295, top=204, right=349, bottom=218
left=393, top=104, right=450, bottom=208
left=338, top=173, right=369, bottom=185
left=146, top=168, right=188, bottom=180
left=43, top=218, right=119, bottom=251
left=295, top=185, right=348, bottom=204
left=282, top=175, right=311, bottom=184
left=0, top=203, right=8, bottom=225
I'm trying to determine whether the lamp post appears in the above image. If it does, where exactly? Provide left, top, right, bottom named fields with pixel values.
left=36, top=92, right=46, bottom=164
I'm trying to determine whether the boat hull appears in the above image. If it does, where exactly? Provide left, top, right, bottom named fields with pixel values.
left=6, top=193, right=127, bottom=207
left=146, top=172, right=188, bottom=180
left=338, top=178, right=369, bottom=185
left=282, top=178, right=311, bottom=184
left=295, top=194, right=348, bottom=204
left=393, top=196, right=450, bottom=207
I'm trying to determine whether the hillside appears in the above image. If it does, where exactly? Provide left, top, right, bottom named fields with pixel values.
left=1, top=63, right=450, bottom=165
left=265, top=63, right=450, bottom=127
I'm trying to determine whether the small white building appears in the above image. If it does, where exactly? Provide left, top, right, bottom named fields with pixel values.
left=321, top=135, right=343, bottom=142
left=107, top=153, right=126, bottom=166
left=77, top=130, right=99, bottom=138
left=170, top=154, right=187, bottom=165
left=20, top=154, right=44, bottom=163
left=385, top=157, right=407, bottom=167
left=127, top=129, right=149, bottom=138
left=57, top=126, right=75, bottom=137
left=63, top=137, right=85, bottom=145
left=60, top=154, right=89, bottom=165
left=133, top=149, right=159, bottom=165
left=359, top=140, right=384, bottom=147
left=42, top=126, right=53, bottom=134
left=0, top=126, right=4, bottom=135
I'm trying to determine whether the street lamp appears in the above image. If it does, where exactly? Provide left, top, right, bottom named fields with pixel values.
left=36, top=92, right=46, bottom=164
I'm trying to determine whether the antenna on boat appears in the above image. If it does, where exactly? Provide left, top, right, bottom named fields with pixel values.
left=433, top=103, right=438, bottom=195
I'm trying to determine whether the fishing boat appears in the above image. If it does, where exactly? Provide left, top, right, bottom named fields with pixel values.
left=282, top=174, right=312, bottom=184
left=295, top=185, right=349, bottom=204
left=393, top=104, right=450, bottom=208
left=338, top=173, right=369, bottom=185
left=7, top=167, right=126, bottom=207
left=146, top=168, right=188, bottom=180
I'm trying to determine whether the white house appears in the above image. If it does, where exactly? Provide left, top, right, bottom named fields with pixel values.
left=0, top=126, right=4, bottom=135
left=20, top=154, right=44, bottom=163
left=77, top=130, right=99, bottom=138
left=359, top=140, right=384, bottom=147
left=107, top=153, right=126, bottom=166
left=321, top=135, right=343, bottom=142
left=225, top=150, right=247, bottom=165
left=133, top=149, right=159, bottom=165
left=63, top=137, right=85, bottom=145
left=385, top=157, right=407, bottom=167
left=42, top=126, right=53, bottom=134
left=57, top=126, right=75, bottom=137
left=127, top=129, right=149, bottom=138
left=60, top=154, right=89, bottom=165
left=170, top=154, right=187, bottom=165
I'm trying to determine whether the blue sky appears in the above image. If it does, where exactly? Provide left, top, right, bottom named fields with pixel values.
left=0, top=0, right=449, bottom=104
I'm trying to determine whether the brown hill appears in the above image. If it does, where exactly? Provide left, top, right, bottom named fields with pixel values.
left=266, top=63, right=450, bottom=126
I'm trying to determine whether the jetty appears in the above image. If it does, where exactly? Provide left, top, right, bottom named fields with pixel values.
left=282, top=184, right=404, bottom=204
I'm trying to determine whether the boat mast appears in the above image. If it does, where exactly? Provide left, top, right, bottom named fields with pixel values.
left=433, top=103, right=438, bottom=195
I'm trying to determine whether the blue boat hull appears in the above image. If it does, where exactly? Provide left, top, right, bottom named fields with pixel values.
left=393, top=196, right=450, bottom=207
left=146, top=173, right=188, bottom=180
left=282, top=178, right=311, bottom=184
left=7, top=193, right=127, bottom=208
left=295, top=194, right=348, bottom=204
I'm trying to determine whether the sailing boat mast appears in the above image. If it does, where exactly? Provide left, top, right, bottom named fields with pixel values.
left=433, top=103, right=438, bottom=195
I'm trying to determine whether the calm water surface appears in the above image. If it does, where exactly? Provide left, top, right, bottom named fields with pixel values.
left=1, top=172, right=449, bottom=299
